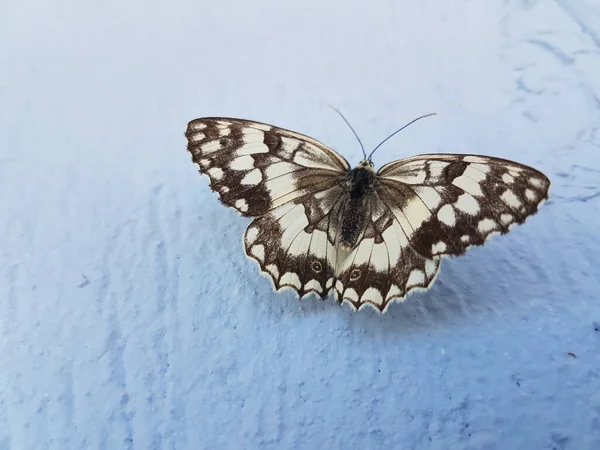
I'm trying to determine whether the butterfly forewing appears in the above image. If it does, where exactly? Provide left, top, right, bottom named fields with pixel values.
left=377, top=154, right=550, bottom=260
left=186, top=118, right=350, bottom=217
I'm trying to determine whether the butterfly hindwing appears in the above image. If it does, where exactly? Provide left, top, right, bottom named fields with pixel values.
left=377, top=154, right=550, bottom=259
left=186, top=118, right=350, bottom=217
left=243, top=184, right=347, bottom=298
left=333, top=194, right=441, bottom=312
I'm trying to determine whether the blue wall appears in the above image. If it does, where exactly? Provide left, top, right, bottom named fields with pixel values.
left=1, top=1, right=599, bottom=449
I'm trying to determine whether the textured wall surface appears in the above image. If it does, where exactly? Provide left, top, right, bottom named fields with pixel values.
left=1, top=1, right=600, bottom=449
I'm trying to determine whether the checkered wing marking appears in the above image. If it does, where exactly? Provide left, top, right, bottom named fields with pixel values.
left=243, top=183, right=348, bottom=298
left=377, top=154, right=551, bottom=259
left=333, top=194, right=441, bottom=312
left=185, top=118, right=350, bottom=217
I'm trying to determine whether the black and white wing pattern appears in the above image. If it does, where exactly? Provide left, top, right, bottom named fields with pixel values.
left=376, top=154, right=550, bottom=259
left=333, top=154, right=550, bottom=312
left=186, top=118, right=350, bottom=297
left=333, top=194, right=442, bottom=312
left=186, top=117, right=551, bottom=313
left=186, top=118, right=349, bottom=217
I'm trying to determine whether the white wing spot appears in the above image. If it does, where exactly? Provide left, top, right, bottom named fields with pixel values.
left=288, top=231, right=312, bottom=257
left=240, top=169, right=263, bottom=186
left=432, top=241, right=447, bottom=254
left=453, top=164, right=487, bottom=196
left=200, top=140, right=222, bottom=154
left=470, top=163, right=491, bottom=175
left=525, top=189, right=536, bottom=201
left=461, top=235, right=470, bottom=243
left=220, top=186, right=230, bottom=194
left=381, top=225, right=403, bottom=265
left=463, top=155, right=488, bottom=164
left=250, top=244, right=265, bottom=261
left=428, top=161, right=450, bottom=180
left=477, top=218, right=498, bottom=233
left=406, top=269, right=425, bottom=288
left=280, top=272, right=302, bottom=289
left=344, top=288, right=359, bottom=302
left=190, top=122, right=207, bottom=130
left=529, top=177, right=544, bottom=188
left=265, top=174, right=299, bottom=208
left=235, top=199, right=248, bottom=212
left=326, top=278, right=334, bottom=289
left=362, top=287, right=384, bottom=305
left=242, top=128, right=264, bottom=141
left=387, top=285, right=402, bottom=299
left=370, top=243, right=389, bottom=272
left=279, top=205, right=309, bottom=253
left=508, top=167, right=522, bottom=177
left=218, top=127, right=231, bottom=137
left=207, top=167, right=224, bottom=180
left=352, top=238, right=375, bottom=265
left=265, top=162, right=297, bottom=178
left=415, top=186, right=442, bottom=210
left=424, top=259, right=437, bottom=277
left=453, top=175, right=483, bottom=196
left=437, top=204, right=456, bottom=226
left=199, top=158, right=210, bottom=168
left=500, top=213, right=514, bottom=225
left=501, top=189, right=522, bottom=209
left=246, top=226, right=259, bottom=245
left=502, top=173, right=515, bottom=184
left=230, top=155, right=255, bottom=171
left=189, top=132, right=205, bottom=142
left=237, top=142, right=269, bottom=155
left=454, top=193, right=480, bottom=215
left=402, top=197, right=431, bottom=230
left=266, top=264, right=279, bottom=279
left=305, top=279, right=323, bottom=293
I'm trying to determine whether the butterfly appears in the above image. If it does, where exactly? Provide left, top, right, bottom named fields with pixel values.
left=185, top=113, right=550, bottom=313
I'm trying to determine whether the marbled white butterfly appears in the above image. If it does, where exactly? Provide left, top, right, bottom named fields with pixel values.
left=185, top=113, right=550, bottom=313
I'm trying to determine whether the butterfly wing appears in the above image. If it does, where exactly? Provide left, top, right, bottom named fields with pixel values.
left=186, top=117, right=351, bottom=298
left=333, top=193, right=441, bottom=312
left=244, top=184, right=348, bottom=298
left=334, top=154, right=550, bottom=312
left=376, top=154, right=550, bottom=259
left=185, top=118, right=350, bottom=217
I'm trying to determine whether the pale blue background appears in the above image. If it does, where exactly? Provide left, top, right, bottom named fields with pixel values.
left=1, top=1, right=600, bottom=449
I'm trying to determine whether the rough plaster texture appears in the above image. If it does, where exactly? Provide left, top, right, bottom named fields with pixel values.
left=1, top=1, right=600, bottom=449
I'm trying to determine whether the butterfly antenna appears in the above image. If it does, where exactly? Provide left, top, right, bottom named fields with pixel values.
left=327, top=105, right=367, bottom=160
left=367, top=112, right=437, bottom=160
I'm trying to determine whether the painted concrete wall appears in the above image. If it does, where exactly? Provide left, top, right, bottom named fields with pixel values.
left=1, top=1, right=599, bottom=448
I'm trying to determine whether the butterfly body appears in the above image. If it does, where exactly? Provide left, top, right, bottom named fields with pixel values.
left=339, top=162, right=376, bottom=250
left=186, top=117, right=550, bottom=312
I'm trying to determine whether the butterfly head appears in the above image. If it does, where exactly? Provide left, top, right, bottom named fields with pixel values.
left=358, top=159, right=375, bottom=172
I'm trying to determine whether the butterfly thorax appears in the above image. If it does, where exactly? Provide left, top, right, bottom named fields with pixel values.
left=339, top=162, right=376, bottom=250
